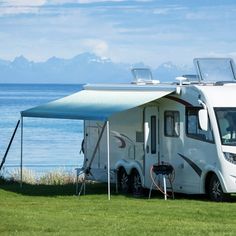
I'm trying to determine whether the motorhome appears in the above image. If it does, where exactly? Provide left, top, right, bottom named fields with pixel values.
left=20, top=57, right=236, bottom=201
left=82, top=58, right=236, bottom=201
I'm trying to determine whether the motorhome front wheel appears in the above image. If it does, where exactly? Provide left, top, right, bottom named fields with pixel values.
left=208, top=174, right=230, bottom=202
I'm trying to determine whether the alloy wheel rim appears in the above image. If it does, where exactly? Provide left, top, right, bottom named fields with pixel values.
left=212, top=180, right=222, bottom=200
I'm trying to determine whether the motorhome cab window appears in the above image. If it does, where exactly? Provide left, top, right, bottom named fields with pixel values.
left=186, top=108, right=213, bottom=142
left=215, top=108, right=236, bottom=145
left=164, top=111, right=180, bottom=137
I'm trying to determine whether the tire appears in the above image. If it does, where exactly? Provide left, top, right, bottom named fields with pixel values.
left=118, top=168, right=130, bottom=194
left=208, top=174, right=230, bottom=202
left=131, top=169, right=144, bottom=197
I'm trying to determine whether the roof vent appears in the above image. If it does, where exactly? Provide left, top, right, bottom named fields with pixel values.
left=131, top=68, right=160, bottom=85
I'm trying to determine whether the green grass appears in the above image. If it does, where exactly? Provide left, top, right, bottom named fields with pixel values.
left=1, top=182, right=236, bottom=236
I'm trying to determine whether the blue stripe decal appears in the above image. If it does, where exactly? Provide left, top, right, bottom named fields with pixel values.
left=178, top=153, right=202, bottom=177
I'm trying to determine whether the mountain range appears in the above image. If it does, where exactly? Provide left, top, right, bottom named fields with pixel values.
left=0, top=53, right=194, bottom=84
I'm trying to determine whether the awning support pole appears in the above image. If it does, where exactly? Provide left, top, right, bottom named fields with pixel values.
left=106, top=120, right=110, bottom=200
left=20, top=116, right=23, bottom=188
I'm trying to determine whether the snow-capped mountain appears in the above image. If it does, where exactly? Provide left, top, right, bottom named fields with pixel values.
left=153, top=62, right=194, bottom=82
left=0, top=53, right=194, bottom=84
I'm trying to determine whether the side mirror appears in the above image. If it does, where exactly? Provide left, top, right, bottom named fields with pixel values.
left=198, top=109, right=208, bottom=131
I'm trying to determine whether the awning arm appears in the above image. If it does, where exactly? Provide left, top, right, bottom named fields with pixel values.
left=86, top=121, right=107, bottom=172
left=0, top=120, right=20, bottom=171
left=83, top=120, right=111, bottom=200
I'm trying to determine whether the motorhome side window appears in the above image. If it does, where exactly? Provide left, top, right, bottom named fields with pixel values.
left=164, top=111, right=180, bottom=137
left=151, top=116, right=157, bottom=154
left=186, top=108, right=214, bottom=142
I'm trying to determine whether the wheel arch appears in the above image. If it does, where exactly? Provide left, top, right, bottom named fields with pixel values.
left=204, top=170, right=227, bottom=194
left=204, top=171, right=215, bottom=194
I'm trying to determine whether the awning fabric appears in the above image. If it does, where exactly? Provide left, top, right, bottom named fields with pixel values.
left=21, top=87, right=174, bottom=121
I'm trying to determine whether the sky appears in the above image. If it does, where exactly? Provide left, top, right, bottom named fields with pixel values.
left=0, top=0, right=236, bottom=67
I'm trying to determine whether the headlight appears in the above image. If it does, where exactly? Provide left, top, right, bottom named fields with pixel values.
left=224, top=152, right=236, bottom=165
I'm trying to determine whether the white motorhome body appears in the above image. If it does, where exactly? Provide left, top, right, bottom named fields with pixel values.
left=20, top=58, right=236, bottom=201
left=83, top=58, right=236, bottom=201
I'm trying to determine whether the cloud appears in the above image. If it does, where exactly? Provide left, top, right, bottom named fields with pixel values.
left=3, top=0, right=47, bottom=6
left=0, top=0, right=47, bottom=15
left=152, top=6, right=186, bottom=15
left=45, top=0, right=125, bottom=4
left=77, top=0, right=124, bottom=2
left=207, top=51, right=236, bottom=60
left=186, top=11, right=215, bottom=20
left=82, top=39, right=109, bottom=57
left=1, top=0, right=236, bottom=67
left=153, top=8, right=170, bottom=15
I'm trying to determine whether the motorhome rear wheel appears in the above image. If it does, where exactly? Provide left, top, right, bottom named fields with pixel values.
left=118, top=168, right=130, bottom=194
left=131, top=169, right=144, bottom=197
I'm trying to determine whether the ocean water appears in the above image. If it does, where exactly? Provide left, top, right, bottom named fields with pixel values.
left=0, top=84, right=84, bottom=177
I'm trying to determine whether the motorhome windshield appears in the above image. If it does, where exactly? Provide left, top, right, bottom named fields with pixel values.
left=194, top=58, right=236, bottom=82
left=215, top=108, right=236, bottom=145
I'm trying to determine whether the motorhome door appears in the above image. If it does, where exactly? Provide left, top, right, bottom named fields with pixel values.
left=85, top=126, right=100, bottom=168
left=144, top=106, right=159, bottom=186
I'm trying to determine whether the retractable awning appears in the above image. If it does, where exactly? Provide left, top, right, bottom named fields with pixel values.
left=21, top=85, right=175, bottom=120
left=20, top=84, right=175, bottom=200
